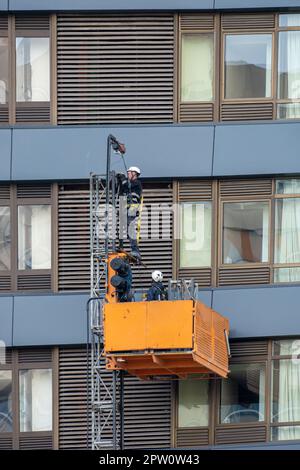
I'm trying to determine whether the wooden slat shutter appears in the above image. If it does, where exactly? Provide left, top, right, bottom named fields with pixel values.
left=15, top=16, right=51, bottom=124
left=124, top=376, right=172, bottom=449
left=215, top=426, right=267, bottom=445
left=218, top=179, right=272, bottom=287
left=58, top=348, right=172, bottom=449
left=179, top=14, right=215, bottom=123
left=176, top=428, right=209, bottom=447
left=0, top=15, right=8, bottom=123
left=58, top=348, right=91, bottom=449
left=220, top=13, right=275, bottom=122
left=177, top=181, right=213, bottom=287
left=58, top=181, right=173, bottom=292
left=131, top=182, right=173, bottom=289
left=57, top=14, right=175, bottom=124
left=58, top=184, right=90, bottom=292
left=229, top=340, right=268, bottom=359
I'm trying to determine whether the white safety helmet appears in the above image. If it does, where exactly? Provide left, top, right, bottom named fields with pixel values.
left=127, top=166, right=141, bottom=176
left=152, top=270, right=163, bottom=283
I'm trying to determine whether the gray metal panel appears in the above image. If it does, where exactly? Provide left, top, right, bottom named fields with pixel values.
left=9, top=0, right=214, bottom=11
left=213, top=122, right=300, bottom=177
left=0, top=129, right=11, bottom=181
left=13, top=293, right=89, bottom=346
left=0, top=0, right=8, bottom=10
left=196, top=289, right=212, bottom=307
left=215, top=0, right=300, bottom=8
left=212, top=285, right=300, bottom=339
left=0, top=296, right=13, bottom=347
left=12, top=126, right=214, bottom=180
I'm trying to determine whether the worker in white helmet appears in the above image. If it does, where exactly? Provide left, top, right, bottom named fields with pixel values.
left=146, top=271, right=168, bottom=301
left=118, top=166, right=143, bottom=259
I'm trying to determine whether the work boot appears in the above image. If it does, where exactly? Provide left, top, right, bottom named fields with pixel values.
left=131, top=250, right=142, bottom=261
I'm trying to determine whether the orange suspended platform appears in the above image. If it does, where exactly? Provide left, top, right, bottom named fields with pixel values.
left=103, top=299, right=230, bottom=379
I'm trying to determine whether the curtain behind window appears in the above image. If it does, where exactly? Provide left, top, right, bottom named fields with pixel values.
left=181, top=34, right=214, bottom=102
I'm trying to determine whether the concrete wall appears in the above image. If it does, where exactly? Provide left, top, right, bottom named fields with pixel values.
left=1, top=121, right=299, bottom=181
left=0, top=285, right=299, bottom=347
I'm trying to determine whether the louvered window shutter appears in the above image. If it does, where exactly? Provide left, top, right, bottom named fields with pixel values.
left=0, top=15, right=8, bottom=123
left=57, top=14, right=174, bottom=124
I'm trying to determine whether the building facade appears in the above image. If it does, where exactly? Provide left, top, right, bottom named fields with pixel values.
left=1, top=0, right=300, bottom=450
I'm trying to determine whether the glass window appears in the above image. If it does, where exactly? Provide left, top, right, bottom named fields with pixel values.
left=279, top=14, right=300, bottom=27
left=19, top=369, right=52, bottom=432
left=220, top=363, right=266, bottom=424
left=223, top=202, right=269, bottom=264
left=272, top=425, right=300, bottom=441
left=272, top=359, right=300, bottom=427
left=0, top=370, right=12, bottom=432
left=180, top=202, right=212, bottom=267
left=16, top=37, right=50, bottom=102
left=181, top=34, right=214, bottom=102
left=224, top=34, right=272, bottom=99
left=274, top=198, right=300, bottom=264
left=0, top=207, right=10, bottom=271
left=0, top=38, right=8, bottom=104
left=178, top=379, right=209, bottom=427
left=18, top=205, right=51, bottom=270
left=277, top=103, right=300, bottom=119
left=273, top=338, right=300, bottom=356
left=274, top=267, right=300, bottom=283
left=277, top=31, right=300, bottom=120
left=276, top=179, right=300, bottom=194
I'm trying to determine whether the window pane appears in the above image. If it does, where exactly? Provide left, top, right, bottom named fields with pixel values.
left=224, top=34, right=272, bottom=99
left=220, top=363, right=266, bottom=424
left=181, top=34, right=214, bottom=102
left=16, top=37, right=50, bottom=102
left=19, top=369, right=52, bottom=432
left=279, top=14, right=300, bottom=27
left=274, top=199, right=300, bottom=264
left=180, top=202, right=211, bottom=267
left=276, top=179, right=300, bottom=194
left=272, top=425, right=300, bottom=441
left=278, top=32, right=300, bottom=104
left=0, top=371, right=12, bottom=432
left=272, top=359, right=300, bottom=424
left=223, top=202, right=269, bottom=264
left=0, top=38, right=8, bottom=104
left=0, top=207, right=10, bottom=270
left=18, top=205, right=51, bottom=270
left=273, top=339, right=300, bottom=356
left=277, top=103, right=300, bottom=119
left=274, top=267, right=300, bottom=283
left=178, top=379, right=209, bottom=427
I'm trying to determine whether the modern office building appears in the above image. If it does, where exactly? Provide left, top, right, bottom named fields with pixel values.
left=1, top=0, right=300, bottom=450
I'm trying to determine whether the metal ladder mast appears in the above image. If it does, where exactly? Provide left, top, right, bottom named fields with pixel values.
left=88, top=135, right=125, bottom=450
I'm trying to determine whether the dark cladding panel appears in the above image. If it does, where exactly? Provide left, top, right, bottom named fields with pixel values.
left=9, top=0, right=214, bottom=11
left=0, top=296, right=13, bottom=346
left=13, top=293, right=89, bottom=346
left=213, top=122, right=300, bottom=177
left=0, top=129, right=11, bottom=181
left=213, top=285, right=300, bottom=339
left=12, top=126, right=214, bottom=180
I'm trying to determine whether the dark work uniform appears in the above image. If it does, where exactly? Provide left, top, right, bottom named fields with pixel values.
left=146, top=282, right=168, bottom=301
left=118, top=175, right=143, bottom=256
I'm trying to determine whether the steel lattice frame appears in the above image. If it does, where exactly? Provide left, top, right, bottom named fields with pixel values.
left=88, top=172, right=124, bottom=450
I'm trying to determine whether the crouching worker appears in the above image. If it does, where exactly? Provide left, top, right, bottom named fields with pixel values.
left=146, top=271, right=168, bottom=301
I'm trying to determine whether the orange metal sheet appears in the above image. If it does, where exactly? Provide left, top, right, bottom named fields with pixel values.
left=104, top=299, right=193, bottom=352
left=104, top=302, right=147, bottom=352
left=146, top=300, right=193, bottom=350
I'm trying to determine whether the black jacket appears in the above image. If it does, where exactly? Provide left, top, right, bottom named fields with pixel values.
left=146, top=282, right=168, bottom=301
left=119, top=175, right=142, bottom=206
